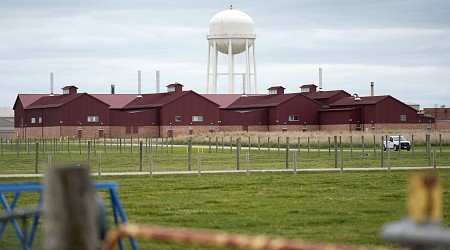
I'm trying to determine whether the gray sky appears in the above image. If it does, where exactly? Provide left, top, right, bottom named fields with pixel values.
left=1, top=0, right=449, bottom=109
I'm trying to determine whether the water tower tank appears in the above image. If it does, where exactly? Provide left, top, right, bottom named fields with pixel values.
left=208, top=8, right=255, bottom=54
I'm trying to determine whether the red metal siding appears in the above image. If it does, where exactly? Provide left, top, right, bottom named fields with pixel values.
left=219, top=109, right=268, bottom=125
left=110, top=109, right=159, bottom=126
left=59, top=94, right=110, bottom=126
left=161, top=92, right=219, bottom=126
left=320, top=109, right=361, bottom=124
left=14, top=100, right=24, bottom=128
left=274, top=95, right=321, bottom=125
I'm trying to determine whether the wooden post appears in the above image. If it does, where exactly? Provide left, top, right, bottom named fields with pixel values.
left=215, top=136, right=218, bottom=153
left=230, top=136, right=233, bottom=153
left=439, top=134, right=442, bottom=156
left=188, top=138, right=192, bottom=171
left=43, top=166, right=98, bottom=250
left=412, top=134, right=415, bottom=159
left=350, top=135, right=353, bottom=157
left=236, top=137, right=241, bottom=170
left=362, top=135, right=365, bottom=157
left=307, top=136, right=310, bottom=156
left=340, top=137, right=343, bottom=173
left=78, top=137, right=81, bottom=155
left=258, top=136, right=260, bottom=155
left=1, top=138, right=3, bottom=158
left=277, top=136, right=280, bottom=157
left=120, top=138, right=122, bottom=154
left=381, top=136, right=384, bottom=168
left=139, top=141, right=143, bottom=172
left=334, top=136, right=338, bottom=168
left=328, top=137, right=331, bottom=157
left=248, top=137, right=251, bottom=154
left=208, top=136, right=211, bottom=153
left=285, top=137, right=289, bottom=169
left=297, top=137, right=300, bottom=155
left=35, top=143, right=39, bottom=174
left=373, top=135, right=376, bottom=158
left=68, top=137, right=70, bottom=157
left=267, top=137, right=270, bottom=156
left=221, top=137, right=224, bottom=154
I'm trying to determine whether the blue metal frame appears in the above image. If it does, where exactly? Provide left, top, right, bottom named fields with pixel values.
left=0, top=182, right=138, bottom=250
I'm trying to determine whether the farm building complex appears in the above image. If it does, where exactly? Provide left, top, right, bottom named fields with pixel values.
left=13, top=83, right=439, bottom=139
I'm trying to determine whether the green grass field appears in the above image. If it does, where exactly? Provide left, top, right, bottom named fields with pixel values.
left=1, top=170, right=449, bottom=249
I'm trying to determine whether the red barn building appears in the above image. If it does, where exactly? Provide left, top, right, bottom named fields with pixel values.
left=216, top=86, right=322, bottom=132
left=320, top=95, right=435, bottom=131
left=13, top=86, right=110, bottom=139
left=111, top=83, right=220, bottom=137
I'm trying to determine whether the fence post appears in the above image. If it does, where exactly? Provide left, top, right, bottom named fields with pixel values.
left=340, top=136, right=343, bottom=173
left=297, top=137, right=300, bottom=155
left=188, top=138, right=192, bottom=171
left=317, top=140, right=320, bottom=157
left=246, top=152, right=250, bottom=176
left=139, top=141, right=143, bottom=172
left=35, top=143, right=39, bottom=174
left=285, top=137, right=290, bottom=169
left=328, top=137, right=331, bottom=157
left=236, top=137, right=241, bottom=170
left=267, top=137, right=270, bottom=156
left=373, top=135, right=376, bottom=158
left=221, top=137, right=224, bottom=154
left=48, top=154, right=52, bottom=167
left=277, top=137, right=280, bottom=157
left=119, top=138, right=122, bottom=154
left=381, top=136, right=384, bottom=168
left=350, top=135, right=353, bottom=157
left=248, top=137, right=251, bottom=154
left=387, top=143, right=391, bottom=172
left=215, top=136, right=218, bottom=153
left=411, top=134, right=415, bottom=159
left=433, top=148, right=437, bottom=174
left=334, top=136, right=338, bottom=168
left=307, top=136, right=310, bottom=156
left=1, top=138, right=3, bottom=158
left=68, top=137, right=70, bottom=156
left=43, top=166, right=98, bottom=250
left=79, top=137, right=81, bottom=155
left=439, top=133, right=442, bottom=156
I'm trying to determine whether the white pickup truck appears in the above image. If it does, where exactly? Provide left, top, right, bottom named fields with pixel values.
left=383, top=135, right=411, bottom=151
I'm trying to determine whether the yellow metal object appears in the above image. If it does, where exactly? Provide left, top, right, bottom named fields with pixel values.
left=408, top=174, right=442, bottom=223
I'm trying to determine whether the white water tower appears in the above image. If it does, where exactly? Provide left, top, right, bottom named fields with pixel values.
left=206, top=6, right=257, bottom=94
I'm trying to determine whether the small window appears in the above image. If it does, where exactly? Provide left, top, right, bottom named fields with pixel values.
left=87, top=116, right=99, bottom=122
left=38, top=117, right=42, bottom=123
left=268, top=89, right=277, bottom=95
left=289, top=115, right=299, bottom=121
left=175, top=116, right=182, bottom=122
left=192, top=116, right=203, bottom=122
left=400, top=115, right=407, bottom=122
left=31, top=118, right=36, bottom=124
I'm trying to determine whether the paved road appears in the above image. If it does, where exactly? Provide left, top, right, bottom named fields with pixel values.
left=1, top=166, right=449, bottom=178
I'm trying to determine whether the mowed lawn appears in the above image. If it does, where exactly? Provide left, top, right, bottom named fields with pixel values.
left=1, top=170, right=449, bottom=249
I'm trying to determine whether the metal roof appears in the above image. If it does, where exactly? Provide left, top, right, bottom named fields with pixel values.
left=202, top=94, right=253, bottom=108
left=225, top=93, right=299, bottom=109
left=330, top=95, right=389, bottom=106
left=303, top=90, right=350, bottom=100
left=14, top=94, right=49, bottom=109
left=91, top=94, right=137, bottom=109
left=121, top=91, right=192, bottom=109
left=26, top=93, right=85, bottom=109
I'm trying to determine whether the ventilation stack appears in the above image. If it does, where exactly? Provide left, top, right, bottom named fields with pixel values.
left=319, top=68, right=323, bottom=91
left=50, top=72, right=54, bottom=96
left=111, top=84, right=115, bottom=94
left=370, top=82, right=374, bottom=96
left=137, top=70, right=142, bottom=98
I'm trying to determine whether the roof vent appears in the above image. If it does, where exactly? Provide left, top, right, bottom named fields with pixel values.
left=62, top=86, right=78, bottom=95
left=167, top=82, right=183, bottom=93
left=352, top=93, right=361, bottom=101
left=268, top=86, right=285, bottom=95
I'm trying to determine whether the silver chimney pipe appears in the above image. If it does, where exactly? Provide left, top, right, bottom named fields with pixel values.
left=370, top=82, right=374, bottom=96
left=50, top=72, right=54, bottom=96
left=319, top=68, right=322, bottom=91
left=137, top=70, right=142, bottom=98
left=156, top=70, right=160, bottom=93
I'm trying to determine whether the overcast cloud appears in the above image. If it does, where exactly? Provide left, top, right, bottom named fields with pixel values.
left=1, top=0, right=449, bottom=109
